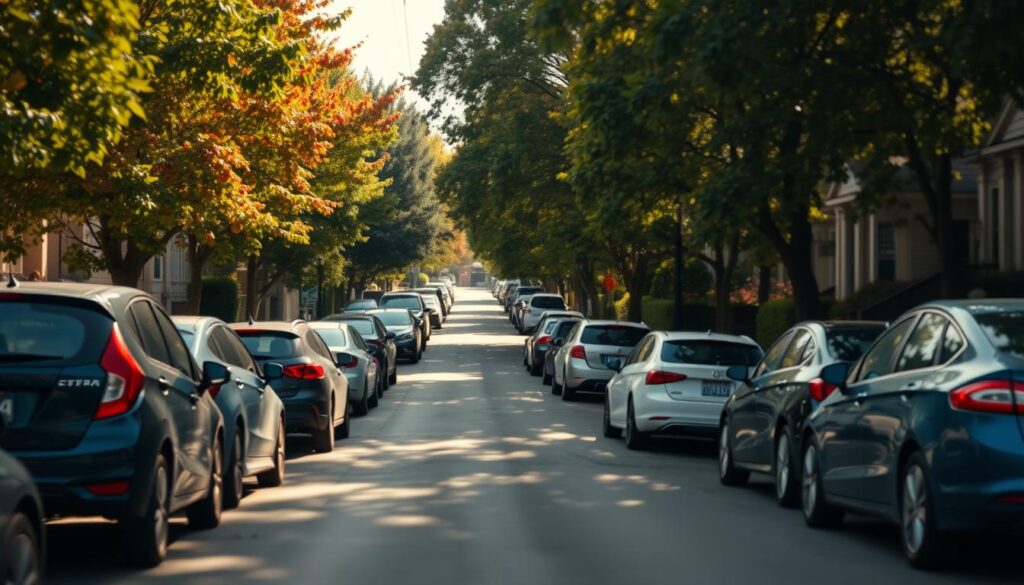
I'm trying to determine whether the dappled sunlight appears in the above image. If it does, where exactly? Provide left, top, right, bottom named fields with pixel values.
left=399, top=372, right=483, bottom=383
left=375, top=514, right=442, bottom=527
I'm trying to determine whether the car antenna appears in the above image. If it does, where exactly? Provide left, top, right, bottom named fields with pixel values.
left=247, top=315, right=255, bottom=326
left=6, top=273, right=17, bottom=288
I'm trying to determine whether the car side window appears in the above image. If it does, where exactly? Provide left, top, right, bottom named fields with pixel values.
left=625, top=336, right=650, bottom=365
left=896, top=313, right=948, bottom=372
left=349, top=326, right=369, bottom=351
left=206, top=327, right=232, bottom=363
left=939, top=323, right=965, bottom=363
left=304, top=330, right=332, bottom=360
left=150, top=304, right=197, bottom=379
left=754, top=331, right=795, bottom=378
left=779, top=329, right=812, bottom=369
left=637, top=337, right=656, bottom=362
left=213, top=326, right=257, bottom=372
left=855, top=316, right=917, bottom=383
left=128, top=302, right=172, bottom=366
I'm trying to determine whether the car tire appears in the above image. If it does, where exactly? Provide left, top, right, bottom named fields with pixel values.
left=224, top=429, right=244, bottom=510
left=561, top=368, right=575, bottom=401
left=187, top=436, right=223, bottom=530
left=529, top=358, right=542, bottom=377
left=123, top=453, right=170, bottom=567
left=901, top=451, right=952, bottom=569
left=603, top=396, right=622, bottom=439
left=801, top=437, right=844, bottom=528
left=354, top=381, right=370, bottom=416
left=551, top=369, right=563, bottom=395
left=388, top=366, right=397, bottom=386
left=775, top=426, right=800, bottom=508
left=312, top=400, right=335, bottom=453
left=624, top=399, right=649, bottom=450
left=3, top=511, right=41, bottom=585
left=336, top=403, right=351, bottom=439
left=718, top=422, right=750, bottom=487
left=542, top=370, right=552, bottom=385
left=257, top=422, right=286, bottom=488
left=371, top=377, right=381, bottom=406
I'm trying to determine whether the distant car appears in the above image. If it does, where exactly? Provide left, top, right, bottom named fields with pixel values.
left=231, top=320, right=349, bottom=453
left=524, top=311, right=584, bottom=375
left=322, top=314, right=398, bottom=389
left=416, top=292, right=445, bottom=330
left=508, top=286, right=543, bottom=320
left=543, top=318, right=583, bottom=385
left=552, top=320, right=651, bottom=401
left=174, top=316, right=288, bottom=507
left=309, top=321, right=382, bottom=416
left=411, top=287, right=448, bottom=320
left=426, top=282, right=454, bottom=309
left=344, top=298, right=378, bottom=312
left=798, top=300, right=1024, bottom=568
left=0, top=283, right=227, bottom=567
left=520, top=293, right=568, bottom=333
left=604, top=332, right=763, bottom=450
left=717, top=321, right=884, bottom=506
left=500, top=283, right=520, bottom=312
left=367, top=309, right=423, bottom=363
left=0, top=442, right=44, bottom=585
left=379, top=293, right=430, bottom=349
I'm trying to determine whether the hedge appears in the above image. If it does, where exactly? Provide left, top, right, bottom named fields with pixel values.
left=199, top=278, right=240, bottom=322
left=417, top=272, right=430, bottom=286
left=757, top=297, right=837, bottom=348
left=613, top=294, right=749, bottom=335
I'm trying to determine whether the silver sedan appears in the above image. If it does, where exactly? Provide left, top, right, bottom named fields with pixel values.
left=309, top=321, right=382, bottom=417
left=551, top=320, right=650, bottom=401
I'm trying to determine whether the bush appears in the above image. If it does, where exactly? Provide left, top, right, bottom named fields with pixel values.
left=756, top=298, right=795, bottom=348
left=649, top=258, right=713, bottom=298
left=417, top=272, right=429, bottom=286
left=200, top=278, right=240, bottom=322
left=830, top=280, right=909, bottom=318
left=614, top=293, right=630, bottom=320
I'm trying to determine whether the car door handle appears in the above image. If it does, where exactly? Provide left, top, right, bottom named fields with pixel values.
left=189, top=392, right=200, bottom=405
left=854, top=392, right=867, bottom=405
left=158, top=377, right=170, bottom=395
left=899, top=382, right=920, bottom=392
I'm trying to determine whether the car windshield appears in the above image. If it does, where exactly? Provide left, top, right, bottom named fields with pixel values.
left=346, top=299, right=376, bottom=310
left=975, top=311, right=1024, bottom=358
left=380, top=296, right=421, bottom=310
left=421, top=296, right=438, bottom=308
left=662, top=340, right=762, bottom=366
left=541, top=320, right=560, bottom=334
left=236, top=332, right=302, bottom=359
left=0, top=301, right=112, bottom=365
left=177, top=329, right=197, bottom=351
left=581, top=325, right=649, bottom=347
left=338, top=319, right=375, bottom=336
left=311, top=327, right=346, bottom=347
left=371, top=312, right=413, bottom=327
left=554, top=320, right=580, bottom=339
left=531, top=296, right=565, bottom=309
left=827, top=326, right=885, bottom=361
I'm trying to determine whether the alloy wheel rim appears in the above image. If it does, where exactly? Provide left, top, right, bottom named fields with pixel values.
left=902, top=465, right=927, bottom=554
left=802, top=445, right=817, bottom=517
left=6, top=531, right=39, bottom=585
left=776, top=435, right=790, bottom=498
left=719, top=425, right=730, bottom=476
left=154, top=464, right=169, bottom=557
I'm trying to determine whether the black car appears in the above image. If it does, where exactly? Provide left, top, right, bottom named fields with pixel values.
left=417, top=293, right=445, bottom=330
left=718, top=321, right=885, bottom=506
left=1, top=439, right=44, bottom=585
left=0, top=283, right=227, bottom=567
left=412, top=287, right=448, bottom=320
left=231, top=321, right=349, bottom=453
left=379, top=293, right=430, bottom=349
left=367, top=309, right=423, bottom=363
left=323, top=313, right=397, bottom=389
left=542, top=318, right=583, bottom=385
left=524, top=311, right=584, bottom=375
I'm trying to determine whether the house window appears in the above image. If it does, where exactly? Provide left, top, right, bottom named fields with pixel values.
left=877, top=222, right=895, bottom=281
left=991, top=187, right=1000, bottom=264
left=152, top=256, right=163, bottom=281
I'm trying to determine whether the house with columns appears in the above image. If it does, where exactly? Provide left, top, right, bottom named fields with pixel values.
left=972, top=98, right=1024, bottom=272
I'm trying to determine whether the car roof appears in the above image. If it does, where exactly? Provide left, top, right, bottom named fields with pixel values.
left=307, top=320, right=348, bottom=329
left=228, top=320, right=305, bottom=332
left=658, top=331, right=760, bottom=345
left=170, top=315, right=222, bottom=330
left=581, top=319, right=649, bottom=328
left=919, top=298, right=1024, bottom=314
left=381, top=292, right=419, bottom=297
left=366, top=308, right=411, bottom=313
left=3, top=281, right=153, bottom=315
left=531, top=293, right=563, bottom=298
left=794, top=320, right=887, bottom=330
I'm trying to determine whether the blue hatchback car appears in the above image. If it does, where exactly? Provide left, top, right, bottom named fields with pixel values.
left=802, top=299, right=1024, bottom=568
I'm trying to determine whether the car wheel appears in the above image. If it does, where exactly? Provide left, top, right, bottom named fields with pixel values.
left=775, top=426, right=800, bottom=508
left=542, top=369, right=552, bottom=385
left=187, top=436, right=223, bottom=530
left=224, top=429, right=244, bottom=510
left=624, top=399, right=649, bottom=450
left=388, top=366, right=397, bottom=386
left=312, top=399, right=336, bottom=453
left=551, top=368, right=563, bottom=395
left=123, top=453, right=169, bottom=567
left=561, top=369, right=575, bottom=401
left=336, top=402, right=351, bottom=439
left=718, top=422, right=749, bottom=487
left=801, top=437, right=844, bottom=528
left=371, top=376, right=382, bottom=406
left=257, top=422, right=286, bottom=488
left=901, top=452, right=951, bottom=569
left=3, top=511, right=41, bottom=585
left=354, top=380, right=370, bottom=416
left=529, top=358, right=542, bottom=377
left=603, top=396, right=622, bottom=439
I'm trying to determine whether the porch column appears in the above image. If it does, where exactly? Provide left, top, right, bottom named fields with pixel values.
left=867, top=214, right=878, bottom=284
left=1015, top=153, right=1024, bottom=270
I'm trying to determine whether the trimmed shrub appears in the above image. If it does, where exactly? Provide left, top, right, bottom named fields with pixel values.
left=829, top=280, right=909, bottom=318
left=756, top=298, right=795, bottom=348
left=200, top=278, right=240, bottom=322
left=614, top=293, right=630, bottom=320
left=417, top=272, right=429, bottom=286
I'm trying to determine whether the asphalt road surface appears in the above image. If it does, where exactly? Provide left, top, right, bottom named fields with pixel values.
left=48, top=288, right=1020, bottom=585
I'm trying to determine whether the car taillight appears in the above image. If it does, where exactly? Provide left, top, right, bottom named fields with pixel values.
left=86, top=480, right=130, bottom=497
left=570, top=345, right=586, bottom=360
left=949, top=380, right=1024, bottom=414
left=208, top=384, right=222, bottom=399
left=808, top=378, right=838, bottom=402
left=338, top=353, right=359, bottom=369
left=283, top=363, right=326, bottom=380
left=646, top=370, right=687, bottom=385
left=96, top=324, right=145, bottom=420
left=536, top=336, right=551, bottom=345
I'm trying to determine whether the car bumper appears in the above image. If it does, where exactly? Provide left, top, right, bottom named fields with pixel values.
left=395, top=339, right=418, bottom=357
left=282, top=393, right=330, bottom=433
left=633, top=391, right=725, bottom=434
left=565, top=362, right=615, bottom=390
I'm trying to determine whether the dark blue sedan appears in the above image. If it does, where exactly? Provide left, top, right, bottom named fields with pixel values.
left=802, top=299, right=1024, bottom=568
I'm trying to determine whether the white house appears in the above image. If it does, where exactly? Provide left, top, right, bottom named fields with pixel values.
left=972, top=97, right=1024, bottom=271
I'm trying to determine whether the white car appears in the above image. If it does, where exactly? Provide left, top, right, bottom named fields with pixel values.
left=603, top=331, right=763, bottom=450
left=551, top=320, right=651, bottom=400
left=519, top=293, right=568, bottom=333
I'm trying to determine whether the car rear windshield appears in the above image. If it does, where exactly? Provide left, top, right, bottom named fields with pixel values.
left=236, top=331, right=302, bottom=359
left=581, top=325, right=649, bottom=347
left=826, top=326, right=886, bottom=361
left=346, top=300, right=376, bottom=310
left=662, top=340, right=762, bottom=366
left=310, top=327, right=346, bottom=347
left=380, top=296, right=420, bottom=310
left=516, top=287, right=543, bottom=297
left=340, top=319, right=376, bottom=335
left=371, top=312, right=413, bottom=327
left=177, top=329, right=197, bottom=351
left=0, top=300, right=112, bottom=365
left=554, top=320, right=580, bottom=339
left=531, top=296, right=565, bottom=309
left=421, top=296, right=439, bottom=308
left=975, top=311, right=1024, bottom=358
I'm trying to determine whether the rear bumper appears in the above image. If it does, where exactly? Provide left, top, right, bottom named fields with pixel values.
left=565, top=362, right=614, bottom=390
left=395, top=339, right=418, bottom=358
left=633, top=391, right=725, bottom=433
left=282, top=391, right=330, bottom=432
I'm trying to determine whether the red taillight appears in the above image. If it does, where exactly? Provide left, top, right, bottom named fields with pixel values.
left=570, top=345, right=586, bottom=360
left=283, top=363, right=326, bottom=380
left=337, top=353, right=359, bottom=369
left=949, top=380, right=1024, bottom=414
left=536, top=335, right=552, bottom=345
left=85, top=480, right=130, bottom=497
left=808, top=378, right=838, bottom=402
left=96, top=324, right=145, bottom=420
left=208, top=384, right=222, bottom=399
left=646, top=370, right=687, bottom=385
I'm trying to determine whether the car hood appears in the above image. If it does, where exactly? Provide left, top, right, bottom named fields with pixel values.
left=389, top=326, right=415, bottom=336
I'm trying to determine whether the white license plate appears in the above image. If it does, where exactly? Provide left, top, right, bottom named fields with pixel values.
left=701, top=381, right=732, bottom=397
left=0, top=395, right=13, bottom=424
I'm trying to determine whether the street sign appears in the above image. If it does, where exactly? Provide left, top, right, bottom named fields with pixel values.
left=300, top=286, right=318, bottom=308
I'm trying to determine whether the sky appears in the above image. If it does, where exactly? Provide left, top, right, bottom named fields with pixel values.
left=330, top=0, right=448, bottom=110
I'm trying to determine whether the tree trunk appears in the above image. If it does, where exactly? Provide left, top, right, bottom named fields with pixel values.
left=672, top=203, right=685, bottom=330
left=933, top=155, right=966, bottom=297
left=757, top=202, right=823, bottom=321
left=244, top=256, right=261, bottom=320
left=97, top=219, right=149, bottom=287
left=714, top=232, right=741, bottom=333
left=758, top=265, right=772, bottom=305
left=621, top=250, right=651, bottom=323
left=185, top=234, right=212, bottom=315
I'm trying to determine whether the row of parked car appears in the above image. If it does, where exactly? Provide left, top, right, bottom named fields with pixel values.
left=494, top=279, right=1024, bottom=569
left=0, top=275, right=456, bottom=581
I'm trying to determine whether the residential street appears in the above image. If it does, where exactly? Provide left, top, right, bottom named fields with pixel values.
left=46, top=289, right=1019, bottom=585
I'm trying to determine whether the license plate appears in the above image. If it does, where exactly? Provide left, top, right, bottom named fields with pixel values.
left=0, top=394, right=13, bottom=424
left=701, top=381, right=732, bottom=397
left=601, top=355, right=623, bottom=365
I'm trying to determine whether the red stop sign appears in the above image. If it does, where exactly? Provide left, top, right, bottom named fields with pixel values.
left=602, top=275, right=617, bottom=292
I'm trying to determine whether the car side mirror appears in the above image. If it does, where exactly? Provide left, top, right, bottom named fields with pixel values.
left=607, top=359, right=623, bottom=373
left=553, top=338, right=565, bottom=347
left=726, top=364, right=750, bottom=383
left=201, top=361, right=230, bottom=393
left=820, top=362, right=851, bottom=391
left=335, top=352, right=356, bottom=368
left=263, top=362, right=283, bottom=381
left=385, top=331, right=396, bottom=340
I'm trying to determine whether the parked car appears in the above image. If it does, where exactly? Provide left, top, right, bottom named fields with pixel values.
left=344, top=298, right=378, bottom=312
left=426, top=282, right=454, bottom=309
left=500, top=283, right=520, bottom=312
left=322, top=314, right=398, bottom=388
left=412, top=287, right=448, bottom=320
left=174, top=316, right=288, bottom=507
left=416, top=292, right=445, bottom=330
left=551, top=320, right=651, bottom=401
left=508, top=286, right=543, bottom=321
left=543, top=318, right=584, bottom=385
left=519, top=293, right=568, bottom=333
left=0, top=283, right=227, bottom=567
left=379, top=293, right=430, bottom=349
left=309, top=321, right=382, bottom=416
left=524, top=311, right=584, bottom=375
left=797, top=300, right=1024, bottom=568
left=0, top=440, right=44, bottom=585
left=367, top=309, right=423, bottom=363
left=231, top=320, right=349, bottom=453
left=717, top=321, right=885, bottom=506
left=603, top=332, right=763, bottom=450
